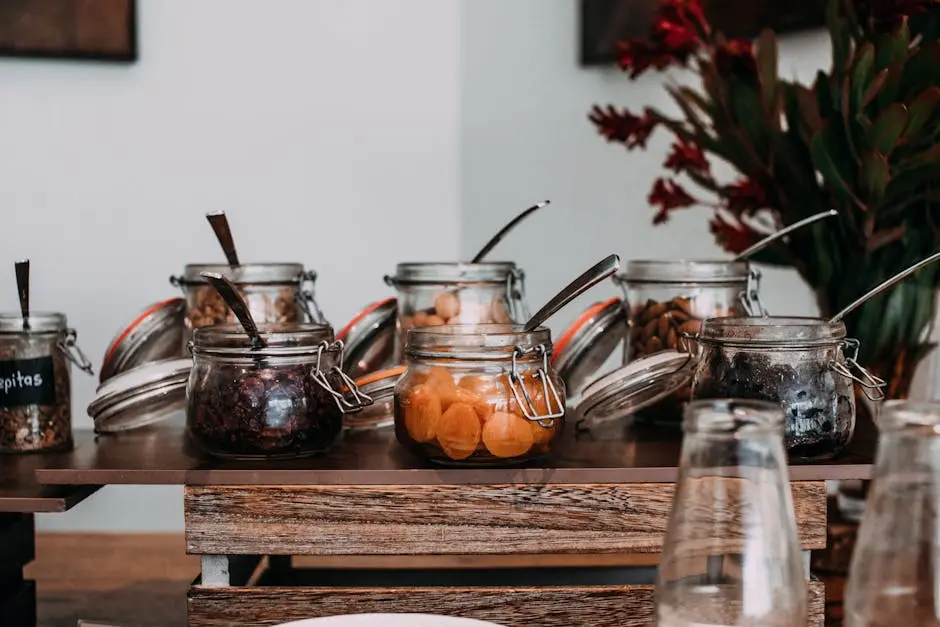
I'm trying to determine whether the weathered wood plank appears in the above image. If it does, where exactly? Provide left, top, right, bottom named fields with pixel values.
left=187, top=578, right=825, bottom=627
left=185, top=482, right=827, bottom=556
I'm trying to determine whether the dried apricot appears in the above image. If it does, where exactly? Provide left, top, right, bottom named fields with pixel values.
left=529, top=418, right=556, bottom=454
left=402, top=384, right=441, bottom=443
left=412, top=311, right=429, bottom=326
left=446, top=387, right=493, bottom=422
left=427, top=366, right=456, bottom=391
left=434, top=292, right=460, bottom=320
left=436, top=402, right=482, bottom=460
left=482, top=411, right=534, bottom=458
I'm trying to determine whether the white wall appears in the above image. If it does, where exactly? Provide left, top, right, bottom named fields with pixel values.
left=459, top=0, right=828, bottom=329
left=0, top=0, right=460, bottom=531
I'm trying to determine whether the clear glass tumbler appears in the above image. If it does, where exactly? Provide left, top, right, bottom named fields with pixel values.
left=846, top=401, right=940, bottom=627
left=656, top=399, right=807, bottom=627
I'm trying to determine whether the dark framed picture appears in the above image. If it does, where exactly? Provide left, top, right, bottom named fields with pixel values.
left=580, top=0, right=825, bottom=66
left=0, top=0, right=137, bottom=62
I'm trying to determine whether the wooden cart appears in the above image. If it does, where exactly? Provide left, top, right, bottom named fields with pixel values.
left=38, top=419, right=875, bottom=627
left=1, top=433, right=99, bottom=627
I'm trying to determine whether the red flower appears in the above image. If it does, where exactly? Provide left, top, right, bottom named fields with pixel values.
left=715, top=39, right=757, bottom=77
left=709, top=213, right=764, bottom=254
left=664, top=138, right=709, bottom=174
left=649, top=177, right=697, bottom=224
left=616, top=0, right=706, bottom=79
left=724, top=178, right=768, bottom=216
left=589, top=105, right=659, bottom=149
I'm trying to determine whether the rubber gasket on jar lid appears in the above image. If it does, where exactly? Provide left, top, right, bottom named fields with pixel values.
left=100, top=298, right=186, bottom=384
left=553, top=298, right=627, bottom=396
left=339, top=298, right=397, bottom=380
left=89, top=358, right=191, bottom=433
left=343, top=365, right=407, bottom=432
left=575, top=350, right=696, bottom=426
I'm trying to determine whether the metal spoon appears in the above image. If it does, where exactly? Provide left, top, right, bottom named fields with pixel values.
left=14, top=259, right=29, bottom=332
left=200, top=272, right=265, bottom=348
left=830, top=250, right=940, bottom=323
left=734, top=209, right=838, bottom=260
left=524, top=254, right=621, bottom=332
left=206, top=211, right=240, bottom=269
left=471, top=200, right=550, bottom=263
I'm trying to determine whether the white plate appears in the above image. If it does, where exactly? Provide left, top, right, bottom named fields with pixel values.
left=276, top=614, right=504, bottom=627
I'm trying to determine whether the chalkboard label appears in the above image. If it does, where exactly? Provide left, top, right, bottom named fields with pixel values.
left=0, top=356, right=56, bottom=408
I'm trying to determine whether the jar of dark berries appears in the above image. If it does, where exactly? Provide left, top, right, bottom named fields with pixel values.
left=690, top=316, right=886, bottom=461
left=0, top=312, right=93, bottom=453
left=614, top=259, right=765, bottom=426
left=186, top=323, right=371, bottom=459
left=395, top=324, right=565, bottom=466
left=171, top=263, right=326, bottom=353
left=384, top=263, right=530, bottom=363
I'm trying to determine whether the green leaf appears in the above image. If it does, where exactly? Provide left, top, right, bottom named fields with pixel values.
left=870, top=103, right=908, bottom=154
left=860, top=152, right=891, bottom=203
left=878, top=60, right=904, bottom=109
left=875, top=17, right=911, bottom=70
left=828, top=0, right=852, bottom=75
left=860, top=68, right=888, bottom=110
left=903, top=86, right=940, bottom=137
left=900, top=41, right=940, bottom=99
left=816, top=70, right=836, bottom=118
left=811, top=124, right=858, bottom=204
left=852, top=43, right=876, bottom=108
left=730, top=82, right=767, bottom=155
left=756, top=29, right=779, bottom=111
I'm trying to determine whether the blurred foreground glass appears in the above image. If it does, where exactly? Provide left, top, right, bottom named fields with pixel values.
left=656, top=399, right=807, bottom=627
left=846, top=401, right=940, bottom=626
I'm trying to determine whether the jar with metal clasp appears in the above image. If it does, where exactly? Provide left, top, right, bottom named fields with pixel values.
left=394, top=324, right=565, bottom=466
left=0, top=312, right=94, bottom=453
left=170, top=263, right=326, bottom=353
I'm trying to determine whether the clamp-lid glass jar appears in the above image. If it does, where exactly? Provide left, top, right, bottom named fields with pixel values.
left=615, top=259, right=764, bottom=425
left=384, top=262, right=529, bottom=362
left=395, top=324, right=565, bottom=466
left=0, top=312, right=93, bottom=453
left=690, top=316, right=886, bottom=461
left=186, top=323, right=371, bottom=459
left=171, top=263, right=325, bottom=349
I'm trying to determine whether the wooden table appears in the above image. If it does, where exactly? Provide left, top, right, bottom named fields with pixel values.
left=38, top=417, right=876, bottom=627
left=1, top=432, right=100, bottom=627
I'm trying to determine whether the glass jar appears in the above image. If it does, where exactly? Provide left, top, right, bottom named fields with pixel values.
left=615, top=259, right=764, bottom=426
left=394, top=324, right=565, bottom=466
left=656, top=399, right=807, bottom=626
left=846, top=401, right=940, bottom=627
left=186, top=323, right=370, bottom=459
left=690, top=316, right=885, bottom=461
left=0, top=312, right=93, bottom=453
left=170, top=263, right=325, bottom=351
left=384, top=262, right=529, bottom=362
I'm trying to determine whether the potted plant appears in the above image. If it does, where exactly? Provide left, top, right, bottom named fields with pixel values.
left=590, top=0, right=940, bottom=399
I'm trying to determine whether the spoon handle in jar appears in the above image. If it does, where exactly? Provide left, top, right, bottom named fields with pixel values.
left=200, top=272, right=266, bottom=348
left=734, top=210, right=838, bottom=261
left=830, top=250, right=940, bottom=323
left=14, top=259, right=29, bottom=331
left=206, top=211, right=240, bottom=268
left=471, top=200, right=550, bottom=263
left=524, top=254, right=621, bottom=332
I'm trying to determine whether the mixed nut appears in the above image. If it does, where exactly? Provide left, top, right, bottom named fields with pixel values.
left=185, top=284, right=302, bottom=329
left=398, top=292, right=512, bottom=350
left=395, top=365, right=562, bottom=464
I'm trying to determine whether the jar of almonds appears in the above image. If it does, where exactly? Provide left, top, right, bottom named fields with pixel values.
left=385, top=262, right=529, bottom=363
left=170, top=263, right=325, bottom=352
left=395, top=324, right=565, bottom=466
left=615, top=259, right=764, bottom=425
left=0, top=312, right=93, bottom=453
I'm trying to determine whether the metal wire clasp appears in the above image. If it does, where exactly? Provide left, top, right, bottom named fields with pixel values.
left=740, top=267, right=768, bottom=317
left=297, top=270, right=328, bottom=325
left=506, top=268, right=530, bottom=321
left=508, top=344, right=564, bottom=428
left=830, top=338, right=887, bottom=402
left=312, top=340, right=373, bottom=413
left=58, top=329, right=95, bottom=376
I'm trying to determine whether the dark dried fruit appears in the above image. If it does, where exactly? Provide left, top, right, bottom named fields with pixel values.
left=187, top=360, right=342, bottom=459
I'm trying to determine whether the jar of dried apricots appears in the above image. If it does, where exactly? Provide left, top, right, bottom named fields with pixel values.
left=395, top=324, right=565, bottom=466
left=614, top=259, right=765, bottom=426
left=384, top=263, right=529, bottom=363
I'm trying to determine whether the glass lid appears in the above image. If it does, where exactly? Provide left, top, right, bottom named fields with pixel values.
left=575, top=351, right=696, bottom=425
left=552, top=298, right=627, bottom=396
left=339, top=298, right=397, bottom=379
left=100, top=298, right=186, bottom=383
left=88, top=357, right=191, bottom=433
left=342, top=365, right=406, bottom=432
